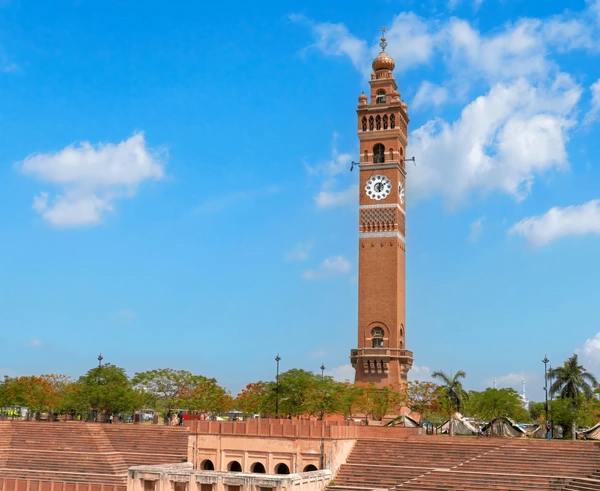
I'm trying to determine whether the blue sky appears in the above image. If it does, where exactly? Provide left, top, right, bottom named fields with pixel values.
left=1, top=0, right=600, bottom=403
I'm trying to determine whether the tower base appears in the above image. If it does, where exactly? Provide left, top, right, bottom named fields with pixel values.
left=351, top=348, right=413, bottom=387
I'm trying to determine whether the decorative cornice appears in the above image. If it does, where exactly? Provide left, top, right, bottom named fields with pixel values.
left=360, top=203, right=405, bottom=215
left=360, top=162, right=407, bottom=177
left=359, top=231, right=405, bottom=242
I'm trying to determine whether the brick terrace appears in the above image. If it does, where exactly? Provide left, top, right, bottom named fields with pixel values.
left=329, top=435, right=600, bottom=491
left=0, top=421, right=188, bottom=491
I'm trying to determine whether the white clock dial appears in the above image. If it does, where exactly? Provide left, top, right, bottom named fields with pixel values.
left=398, top=181, right=405, bottom=204
left=365, top=174, right=392, bottom=200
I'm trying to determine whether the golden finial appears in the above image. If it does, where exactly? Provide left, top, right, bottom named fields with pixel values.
left=380, top=27, right=388, bottom=51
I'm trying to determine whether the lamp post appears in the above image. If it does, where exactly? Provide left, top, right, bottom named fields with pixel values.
left=275, top=354, right=281, bottom=418
left=320, top=364, right=326, bottom=379
left=543, top=355, right=549, bottom=439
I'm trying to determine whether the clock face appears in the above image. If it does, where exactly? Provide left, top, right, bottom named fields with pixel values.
left=398, top=181, right=405, bottom=204
left=365, top=174, right=392, bottom=200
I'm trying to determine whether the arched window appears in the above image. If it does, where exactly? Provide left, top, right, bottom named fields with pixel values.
left=373, top=144, right=385, bottom=164
left=275, top=463, right=290, bottom=475
left=371, top=327, right=384, bottom=348
left=389, top=149, right=394, bottom=161
left=376, top=90, right=386, bottom=104
left=383, top=115, right=388, bottom=130
left=303, top=464, right=318, bottom=472
left=363, top=150, right=368, bottom=163
left=201, top=460, right=215, bottom=471
left=228, top=461, right=242, bottom=472
left=251, top=463, right=266, bottom=474
left=390, top=114, right=396, bottom=129
left=362, top=117, right=367, bottom=132
left=369, top=116, right=374, bottom=131
left=376, top=115, right=381, bottom=130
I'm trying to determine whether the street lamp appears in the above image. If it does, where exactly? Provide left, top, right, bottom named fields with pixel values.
left=98, top=353, right=103, bottom=368
left=543, top=355, right=549, bottom=439
left=320, top=364, right=326, bottom=379
left=275, top=354, right=281, bottom=418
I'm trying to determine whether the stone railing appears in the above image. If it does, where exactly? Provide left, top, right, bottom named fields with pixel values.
left=128, top=463, right=332, bottom=491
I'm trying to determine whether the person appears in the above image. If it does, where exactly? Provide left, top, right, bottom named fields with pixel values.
left=546, top=423, right=551, bottom=440
left=109, top=414, right=113, bottom=424
left=178, top=411, right=184, bottom=426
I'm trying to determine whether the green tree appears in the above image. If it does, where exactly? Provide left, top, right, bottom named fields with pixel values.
left=354, top=383, right=404, bottom=422
left=306, top=377, right=346, bottom=420
left=78, top=364, right=138, bottom=416
left=235, top=382, right=273, bottom=416
left=529, top=401, right=545, bottom=422
left=431, top=370, right=468, bottom=436
left=549, top=354, right=598, bottom=440
left=132, top=368, right=201, bottom=413
left=468, top=388, right=529, bottom=422
left=406, top=381, right=445, bottom=425
left=276, top=369, right=320, bottom=418
left=179, top=376, right=234, bottom=416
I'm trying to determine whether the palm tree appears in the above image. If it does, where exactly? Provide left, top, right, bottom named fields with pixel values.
left=549, top=354, right=598, bottom=440
left=431, top=370, right=468, bottom=436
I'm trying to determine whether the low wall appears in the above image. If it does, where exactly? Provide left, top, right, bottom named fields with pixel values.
left=190, top=419, right=420, bottom=440
left=0, top=480, right=125, bottom=491
left=190, top=421, right=357, bottom=440
left=128, top=463, right=331, bottom=491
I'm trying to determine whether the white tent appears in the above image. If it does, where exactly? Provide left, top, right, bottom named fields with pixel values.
left=437, top=413, right=478, bottom=435
left=481, top=416, right=526, bottom=437
left=583, top=421, right=600, bottom=440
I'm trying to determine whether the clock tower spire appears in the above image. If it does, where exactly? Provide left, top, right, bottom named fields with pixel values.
left=350, top=30, right=413, bottom=387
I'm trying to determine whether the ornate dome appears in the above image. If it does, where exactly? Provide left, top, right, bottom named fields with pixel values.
left=372, top=33, right=395, bottom=72
left=372, top=51, right=395, bottom=72
left=358, top=92, right=368, bottom=102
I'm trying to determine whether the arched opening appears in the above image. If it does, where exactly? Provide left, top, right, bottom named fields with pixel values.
left=251, top=462, right=266, bottom=474
left=275, top=463, right=290, bottom=475
left=201, top=459, right=215, bottom=471
left=303, top=464, right=318, bottom=472
left=371, top=327, right=385, bottom=348
left=369, top=116, right=374, bottom=131
left=376, top=115, right=381, bottom=130
left=228, top=461, right=242, bottom=472
left=376, top=90, right=386, bottom=104
left=363, top=150, right=368, bottom=163
left=389, top=149, right=394, bottom=161
left=383, top=115, right=388, bottom=130
left=373, top=144, right=385, bottom=164
left=390, top=114, right=396, bottom=129
left=400, top=146, right=403, bottom=156
left=362, top=117, right=367, bottom=132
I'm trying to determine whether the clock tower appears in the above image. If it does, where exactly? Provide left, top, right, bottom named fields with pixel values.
left=350, top=32, right=413, bottom=387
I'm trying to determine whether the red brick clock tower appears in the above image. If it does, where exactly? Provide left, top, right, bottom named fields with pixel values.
left=350, top=32, right=413, bottom=387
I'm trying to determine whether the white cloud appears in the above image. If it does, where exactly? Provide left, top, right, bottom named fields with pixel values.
left=19, top=132, right=164, bottom=227
left=325, top=363, right=355, bottom=382
left=28, top=338, right=44, bottom=347
left=509, top=199, right=600, bottom=247
left=315, top=185, right=357, bottom=208
left=289, top=14, right=370, bottom=75
left=302, top=255, right=351, bottom=280
left=491, top=371, right=527, bottom=387
left=306, top=133, right=357, bottom=209
left=469, top=216, right=486, bottom=242
left=412, top=81, right=449, bottom=109
left=576, top=332, right=600, bottom=370
left=410, top=75, right=580, bottom=204
left=583, top=79, right=600, bottom=125
left=408, top=365, right=433, bottom=382
left=285, top=242, right=314, bottom=261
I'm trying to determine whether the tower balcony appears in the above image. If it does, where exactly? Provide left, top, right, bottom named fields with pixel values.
left=350, top=348, right=414, bottom=376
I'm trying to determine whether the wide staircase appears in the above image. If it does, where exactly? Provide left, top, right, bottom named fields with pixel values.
left=0, top=421, right=188, bottom=487
left=329, top=436, right=600, bottom=491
